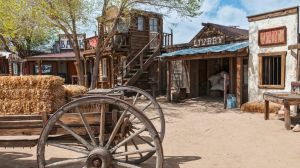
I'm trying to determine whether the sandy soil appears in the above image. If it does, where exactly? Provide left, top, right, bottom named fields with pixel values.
left=0, top=97, right=300, bottom=168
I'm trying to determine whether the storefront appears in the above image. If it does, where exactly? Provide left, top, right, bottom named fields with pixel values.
left=25, top=52, right=90, bottom=84
left=247, top=6, right=299, bottom=101
left=160, top=23, right=249, bottom=107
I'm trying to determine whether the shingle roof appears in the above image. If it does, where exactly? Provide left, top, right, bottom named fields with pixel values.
left=204, top=23, right=248, bottom=37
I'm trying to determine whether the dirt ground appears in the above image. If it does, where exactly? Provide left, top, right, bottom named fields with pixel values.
left=1, top=97, right=300, bottom=168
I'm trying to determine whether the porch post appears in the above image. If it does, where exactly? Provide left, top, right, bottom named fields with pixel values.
left=83, top=58, right=88, bottom=87
left=236, top=57, right=243, bottom=108
left=167, top=61, right=172, bottom=102
left=20, top=62, right=23, bottom=76
left=38, top=60, right=42, bottom=75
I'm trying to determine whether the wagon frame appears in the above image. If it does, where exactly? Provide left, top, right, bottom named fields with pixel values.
left=0, top=86, right=165, bottom=168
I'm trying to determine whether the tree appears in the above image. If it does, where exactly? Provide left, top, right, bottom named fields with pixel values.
left=90, top=0, right=204, bottom=89
left=0, top=0, right=54, bottom=58
left=34, top=0, right=96, bottom=86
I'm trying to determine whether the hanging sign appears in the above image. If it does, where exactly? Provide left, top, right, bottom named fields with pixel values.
left=258, top=26, right=287, bottom=46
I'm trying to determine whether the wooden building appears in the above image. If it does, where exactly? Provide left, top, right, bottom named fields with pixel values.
left=0, top=53, right=9, bottom=75
left=23, top=34, right=88, bottom=84
left=0, top=51, right=24, bottom=76
left=24, top=52, right=87, bottom=84
left=83, top=8, right=173, bottom=93
left=160, top=23, right=249, bottom=107
left=247, top=6, right=299, bottom=102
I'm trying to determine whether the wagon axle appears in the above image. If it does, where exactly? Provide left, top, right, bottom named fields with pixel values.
left=86, top=147, right=112, bottom=168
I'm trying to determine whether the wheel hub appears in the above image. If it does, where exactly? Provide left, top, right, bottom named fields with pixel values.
left=86, top=148, right=112, bottom=168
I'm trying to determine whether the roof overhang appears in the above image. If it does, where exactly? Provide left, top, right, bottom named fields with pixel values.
left=159, top=42, right=249, bottom=61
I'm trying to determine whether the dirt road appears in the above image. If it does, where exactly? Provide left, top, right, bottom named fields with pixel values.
left=1, top=97, right=300, bottom=168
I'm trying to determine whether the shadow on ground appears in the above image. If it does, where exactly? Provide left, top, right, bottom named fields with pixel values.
left=141, top=155, right=202, bottom=168
left=0, top=151, right=201, bottom=168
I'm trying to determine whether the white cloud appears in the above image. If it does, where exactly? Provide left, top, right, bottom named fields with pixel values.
left=165, top=4, right=248, bottom=44
left=241, top=0, right=300, bottom=14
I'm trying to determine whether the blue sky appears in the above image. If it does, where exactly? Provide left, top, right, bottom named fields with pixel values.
left=166, top=0, right=300, bottom=44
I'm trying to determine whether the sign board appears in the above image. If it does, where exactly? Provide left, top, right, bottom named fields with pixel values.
left=194, top=35, right=225, bottom=47
left=87, top=37, right=98, bottom=49
left=258, top=26, right=287, bottom=46
left=59, top=34, right=85, bottom=50
left=192, top=26, right=226, bottom=47
left=35, top=64, right=52, bottom=74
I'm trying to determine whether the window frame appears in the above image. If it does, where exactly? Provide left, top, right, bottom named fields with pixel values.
left=149, top=18, right=158, bottom=32
left=137, top=16, right=144, bottom=31
left=258, top=51, right=287, bottom=89
left=102, top=58, right=108, bottom=80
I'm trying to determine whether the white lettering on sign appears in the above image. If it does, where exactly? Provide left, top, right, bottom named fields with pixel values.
left=60, top=34, right=85, bottom=50
left=194, top=36, right=225, bottom=47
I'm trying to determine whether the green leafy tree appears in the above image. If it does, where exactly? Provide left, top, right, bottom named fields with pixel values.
left=34, top=0, right=95, bottom=86
left=0, top=0, right=54, bottom=58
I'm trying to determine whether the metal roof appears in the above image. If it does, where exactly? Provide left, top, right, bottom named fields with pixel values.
left=160, top=41, right=249, bottom=58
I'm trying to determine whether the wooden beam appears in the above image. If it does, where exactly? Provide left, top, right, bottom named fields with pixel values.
left=236, top=57, right=243, bottom=107
left=162, top=51, right=248, bottom=61
left=288, top=44, right=300, bottom=50
left=248, top=6, right=298, bottom=22
left=166, top=61, right=171, bottom=102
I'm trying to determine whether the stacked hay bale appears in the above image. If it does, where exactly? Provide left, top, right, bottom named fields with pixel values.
left=0, top=76, right=65, bottom=115
left=241, top=101, right=281, bottom=113
left=63, top=85, right=88, bottom=98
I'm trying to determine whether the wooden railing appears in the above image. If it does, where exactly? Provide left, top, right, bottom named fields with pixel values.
left=123, top=33, right=160, bottom=70
left=118, top=33, right=161, bottom=85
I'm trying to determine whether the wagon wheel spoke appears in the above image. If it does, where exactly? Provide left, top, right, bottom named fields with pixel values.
left=130, top=102, right=152, bottom=122
left=99, top=105, right=106, bottom=147
left=113, top=148, right=156, bottom=158
left=132, top=93, right=140, bottom=105
left=48, top=142, right=89, bottom=155
left=105, top=108, right=129, bottom=149
left=45, top=157, right=86, bottom=168
left=113, top=161, right=142, bottom=168
left=76, top=108, right=97, bottom=147
left=125, top=142, right=128, bottom=162
left=56, top=120, right=94, bottom=150
left=110, top=126, right=146, bottom=153
left=129, top=133, right=143, bottom=159
left=133, top=116, right=161, bottom=124
left=135, top=134, right=155, bottom=148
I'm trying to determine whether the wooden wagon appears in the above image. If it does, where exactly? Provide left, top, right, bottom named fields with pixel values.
left=0, top=86, right=165, bottom=168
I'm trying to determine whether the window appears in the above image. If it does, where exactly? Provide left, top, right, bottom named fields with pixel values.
left=34, top=64, right=53, bottom=75
left=149, top=18, right=158, bottom=32
left=258, top=52, right=286, bottom=89
left=102, top=58, right=107, bottom=79
left=137, top=17, right=144, bottom=31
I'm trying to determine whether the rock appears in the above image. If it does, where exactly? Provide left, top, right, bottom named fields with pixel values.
left=292, top=124, right=300, bottom=132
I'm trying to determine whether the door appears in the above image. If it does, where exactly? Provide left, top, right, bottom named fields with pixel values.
left=149, top=18, right=159, bottom=49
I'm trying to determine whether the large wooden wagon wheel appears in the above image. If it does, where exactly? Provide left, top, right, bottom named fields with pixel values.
left=106, top=86, right=165, bottom=164
left=107, top=86, right=165, bottom=140
left=37, top=96, right=163, bottom=168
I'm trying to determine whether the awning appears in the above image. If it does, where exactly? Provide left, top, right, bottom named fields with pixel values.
left=159, top=41, right=249, bottom=60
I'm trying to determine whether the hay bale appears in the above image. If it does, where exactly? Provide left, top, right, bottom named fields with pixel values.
left=241, top=101, right=281, bottom=113
left=63, top=85, right=88, bottom=98
left=0, top=75, right=65, bottom=115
